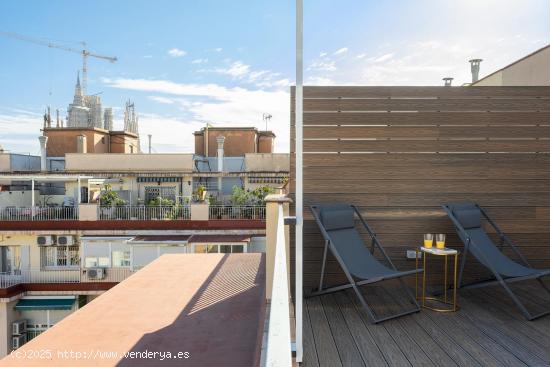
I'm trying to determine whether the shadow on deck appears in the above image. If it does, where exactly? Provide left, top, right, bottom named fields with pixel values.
left=303, top=280, right=550, bottom=367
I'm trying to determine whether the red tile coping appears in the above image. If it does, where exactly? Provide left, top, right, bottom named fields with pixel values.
left=0, top=283, right=117, bottom=298
left=1, top=253, right=266, bottom=367
left=0, top=220, right=265, bottom=231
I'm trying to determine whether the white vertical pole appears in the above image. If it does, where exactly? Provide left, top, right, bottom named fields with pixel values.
left=31, top=179, right=35, bottom=219
left=295, top=0, right=304, bottom=362
left=77, top=177, right=81, bottom=205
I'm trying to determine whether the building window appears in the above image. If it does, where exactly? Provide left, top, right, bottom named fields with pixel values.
left=193, top=244, right=245, bottom=254
left=112, top=251, right=131, bottom=267
left=41, top=246, right=79, bottom=268
left=194, top=244, right=219, bottom=253
left=84, top=257, right=110, bottom=268
left=1, top=246, right=21, bottom=273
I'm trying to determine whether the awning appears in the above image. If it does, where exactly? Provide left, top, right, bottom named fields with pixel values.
left=188, top=235, right=251, bottom=243
left=128, top=235, right=191, bottom=243
left=15, top=298, right=75, bottom=311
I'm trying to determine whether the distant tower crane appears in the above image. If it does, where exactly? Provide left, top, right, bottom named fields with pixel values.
left=0, top=31, right=117, bottom=94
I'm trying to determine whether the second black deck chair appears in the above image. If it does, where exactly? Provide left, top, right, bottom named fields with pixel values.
left=443, top=202, right=550, bottom=320
left=309, top=204, right=421, bottom=323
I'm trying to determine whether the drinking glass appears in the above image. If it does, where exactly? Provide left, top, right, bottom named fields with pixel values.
left=423, top=233, right=433, bottom=248
left=436, top=234, right=446, bottom=249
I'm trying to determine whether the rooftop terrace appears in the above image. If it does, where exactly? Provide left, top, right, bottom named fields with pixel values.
left=303, top=281, right=550, bottom=367
left=2, top=253, right=266, bottom=367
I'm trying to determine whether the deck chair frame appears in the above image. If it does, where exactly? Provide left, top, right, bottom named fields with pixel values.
left=443, top=203, right=550, bottom=321
left=308, top=204, right=421, bottom=324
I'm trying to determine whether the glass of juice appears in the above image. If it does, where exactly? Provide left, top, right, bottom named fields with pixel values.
left=423, top=234, right=433, bottom=248
left=436, top=234, right=446, bottom=249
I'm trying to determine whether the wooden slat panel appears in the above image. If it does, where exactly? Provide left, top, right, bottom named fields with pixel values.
left=300, top=179, right=550, bottom=194
left=290, top=86, right=550, bottom=291
left=300, top=193, right=550, bottom=207
left=302, top=126, right=550, bottom=139
left=299, top=98, right=550, bottom=112
left=300, top=152, right=550, bottom=167
left=298, top=112, right=550, bottom=126
left=293, top=86, right=550, bottom=98
left=302, top=139, right=550, bottom=153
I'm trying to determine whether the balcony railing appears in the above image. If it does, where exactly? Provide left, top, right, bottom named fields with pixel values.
left=98, top=205, right=191, bottom=220
left=0, top=206, right=77, bottom=221
left=263, top=200, right=293, bottom=366
left=0, top=267, right=134, bottom=288
left=209, top=205, right=266, bottom=220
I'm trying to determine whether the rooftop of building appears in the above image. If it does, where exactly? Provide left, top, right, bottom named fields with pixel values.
left=472, top=43, right=550, bottom=85
left=2, top=253, right=266, bottom=367
left=193, top=126, right=276, bottom=137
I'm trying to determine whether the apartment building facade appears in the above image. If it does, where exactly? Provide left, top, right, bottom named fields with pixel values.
left=0, top=124, right=289, bottom=356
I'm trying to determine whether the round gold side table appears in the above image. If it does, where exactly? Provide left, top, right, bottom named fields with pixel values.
left=415, top=246, right=459, bottom=312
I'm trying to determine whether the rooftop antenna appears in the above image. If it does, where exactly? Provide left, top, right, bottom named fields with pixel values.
left=469, top=58, right=483, bottom=83
left=262, top=113, right=272, bottom=130
left=443, top=77, right=454, bottom=86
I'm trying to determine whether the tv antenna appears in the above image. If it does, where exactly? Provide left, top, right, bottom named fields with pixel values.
left=262, top=113, right=272, bottom=130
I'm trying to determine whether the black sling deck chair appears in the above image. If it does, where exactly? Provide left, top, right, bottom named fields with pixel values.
left=443, top=202, right=550, bottom=320
left=308, top=204, right=421, bottom=323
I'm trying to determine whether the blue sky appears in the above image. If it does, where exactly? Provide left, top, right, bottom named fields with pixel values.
left=0, top=0, right=549, bottom=154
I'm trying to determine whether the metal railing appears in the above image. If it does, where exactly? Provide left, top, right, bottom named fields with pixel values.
left=0, top=267, right=134, bottom=288
left=98, top=205, right=191, bottom=220
left=209, top=205, right=266, bottom=220
left=0, top=206, right=77, bottom=221
left=27, top=329, right=46, bottom=341
left=192, top=181, right=220, bottom=192
left=264, top=203, right=292, bottom=366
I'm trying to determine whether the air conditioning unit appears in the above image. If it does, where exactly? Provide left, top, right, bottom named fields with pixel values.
left=87, top=268, right=105, bottom=280
left=36, top=235, right=53, bottom=246
left=57, top=235, right=75, bottom=246
left=12, top=334, right=27, bottom=349
left=12, top=320, right=27, bottom=336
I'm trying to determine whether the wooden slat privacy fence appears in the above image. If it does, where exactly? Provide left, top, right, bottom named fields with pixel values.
left=290, top=86, right=550, bottom=291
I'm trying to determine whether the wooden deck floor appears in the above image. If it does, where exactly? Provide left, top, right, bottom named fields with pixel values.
left=303, top=280, right=550, bottom=367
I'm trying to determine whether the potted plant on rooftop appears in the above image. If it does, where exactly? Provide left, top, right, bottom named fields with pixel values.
left=99, top=184, right=127, bottom=219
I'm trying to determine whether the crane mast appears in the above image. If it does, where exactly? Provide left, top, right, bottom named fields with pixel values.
left=0, top=31, right=117, bottom=95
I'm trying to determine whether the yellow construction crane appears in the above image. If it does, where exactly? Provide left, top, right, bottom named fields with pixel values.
left=0, top=31, right=117, bottom=95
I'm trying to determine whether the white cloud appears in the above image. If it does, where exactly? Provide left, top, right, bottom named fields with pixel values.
left=212, top=47, right=223, bottom=52
left=0, top=107, right=43, bottom=154
left=356, top=53, right=367, bottom=59
left=334, top=47, right=348, bottom=55
left=148, top=96, right=176, bottom=104
left=373, top=53, right=394, bottom=63
left=215, top=61, right=251, bottom=78
left=191, top=58, right=208, bottom=64
left=167, top=48, right=187, bottom=58
left=102, top=78, right=290, bottom=152
left=319, top=52, right=328, bottom=57
left=307, top=60, right=337, bottom=72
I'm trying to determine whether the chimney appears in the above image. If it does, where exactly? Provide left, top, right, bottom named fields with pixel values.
left=443, top=77, right=453, bottom=86
left=38, top=135, right=48, bottom=172
left=217, top=136, right=225, bottom=172
left=469, top=59, right=483, bottom=83
left=76, top=135, right=87, bottom=153
left=148, top=134, right=152, bottom=154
